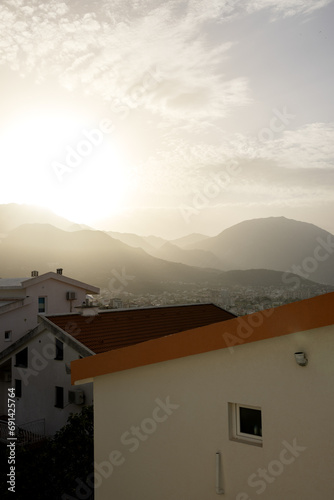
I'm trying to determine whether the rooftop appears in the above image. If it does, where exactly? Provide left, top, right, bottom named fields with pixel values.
left=47, top=304, right=236, bottom=354
left=0, top=272, right=99, bottom=293
left=71, top=292, right=334, bottom=384
left=0, top=278, right=30, bottom=288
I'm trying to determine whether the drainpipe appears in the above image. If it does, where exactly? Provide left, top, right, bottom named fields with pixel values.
left=215, top=452, right=224, bottom=495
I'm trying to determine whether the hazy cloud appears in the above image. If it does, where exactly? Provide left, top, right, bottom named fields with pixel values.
left=2, top=0, right=331, bottom=120
left=246, top=0, right=333, bottom=18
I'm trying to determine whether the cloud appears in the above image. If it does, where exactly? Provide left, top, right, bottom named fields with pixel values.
left=138, top=120, right=334, bottom=212
left=256, top=122, right=334, bottom=169
left=245, top=0, right=333, bottom=18
left=2, top=0, right=331, bottom=123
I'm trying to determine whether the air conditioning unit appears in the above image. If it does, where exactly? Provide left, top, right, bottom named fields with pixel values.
left=66, top=292, right=77, bottom=300
left=4, top=372, right=11, bottom=382
left=68, top=390, right=85, bottom=405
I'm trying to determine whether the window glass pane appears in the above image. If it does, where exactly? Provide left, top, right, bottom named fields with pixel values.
left=55, top=386, right=64, bottom=408
left=15, top=348, right=28, bottom=368
left=55, top=339, right=64, bottom=360
left=38, top=297, right=46, bottom=313
left=15, top=379, right=22, bottom=398
left=239, top=407, right=262, bottom=436
left=5, top=330, right=12, bottom=341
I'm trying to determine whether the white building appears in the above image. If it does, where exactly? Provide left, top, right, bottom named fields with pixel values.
left=72, top=292, right=334, bottom=500
left=0, top=269, right=99, bottom=352
left=0, top=319, right=94, bottom=436
left=0, top=270, right=99, bottom=437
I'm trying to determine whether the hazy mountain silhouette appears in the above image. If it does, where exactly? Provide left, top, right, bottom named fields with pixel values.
left=0, top=203, right=76, bottom=233
left=0, top=223, right=318, bottom=292
left=1, top=205, right=332, bottom=288
left=107, top=231, right=166, bottom=253
left=150, top=241, right=224, bottom=269
left=107, top=232, right=222, bottom=269
left=170, top=233, right=209, bottom=248
left=186, top=217, right=334, bottom=285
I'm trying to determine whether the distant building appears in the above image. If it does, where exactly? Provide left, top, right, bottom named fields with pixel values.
left=72, top=293, right=334, bottom=500
left=0, top=270, right=99, bottom=437
left=0, top=269, right=99, bottom=352
left=111, top=298, right=123, bottom=309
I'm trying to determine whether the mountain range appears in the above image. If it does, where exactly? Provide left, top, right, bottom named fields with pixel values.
left=0, top=204, right=333, bottom=293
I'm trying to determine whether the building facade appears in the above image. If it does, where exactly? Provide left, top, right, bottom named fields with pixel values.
left=72, top=293, right=334, bottom=500
left=1, top=302, right=233, bottom=437
left=0, top=269, right=99, bottom=352
left=0, top=270, right=99, bottom=436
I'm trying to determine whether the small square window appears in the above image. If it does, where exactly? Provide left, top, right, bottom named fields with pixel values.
left=55, top=386, right=64, bottom=408
left=229, top=403, right=262, bottom=446
left=15, top=379, right=22, bottom=398
left=4, top=330, right=12, bottom=342
left=55, top=339, right=64, bottom=360
left=15, top=348, right=28, bottom=368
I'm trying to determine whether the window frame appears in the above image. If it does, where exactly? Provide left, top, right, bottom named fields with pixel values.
left=38, top=296, right=47, bottom=314
left=229, top=402, right=263, bottom=447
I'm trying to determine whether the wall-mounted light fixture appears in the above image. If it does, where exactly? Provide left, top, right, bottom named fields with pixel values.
left=294, top=351, right=308, bottom=366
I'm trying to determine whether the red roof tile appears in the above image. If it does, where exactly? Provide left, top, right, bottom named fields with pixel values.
left=47, top=304, right=235, bottom=354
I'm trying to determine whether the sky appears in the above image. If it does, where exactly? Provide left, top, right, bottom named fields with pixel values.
left=0, top=0, right=333, bottom=239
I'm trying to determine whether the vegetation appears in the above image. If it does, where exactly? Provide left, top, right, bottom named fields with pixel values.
left=0, top=406, right=94, bottom=500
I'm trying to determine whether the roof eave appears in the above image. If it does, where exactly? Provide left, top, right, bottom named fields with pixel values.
left=71, top=292, right=334, bottom=384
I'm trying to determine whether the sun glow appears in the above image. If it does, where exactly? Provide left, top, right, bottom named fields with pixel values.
left=1, top=113, right=133, bottom=224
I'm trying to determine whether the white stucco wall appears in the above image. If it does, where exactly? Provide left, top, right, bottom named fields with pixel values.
left=93, top=325, right=334, bottom=500
left=11, top=330, right=93, bottom=435
left=0, top=279, right=89, bottom=351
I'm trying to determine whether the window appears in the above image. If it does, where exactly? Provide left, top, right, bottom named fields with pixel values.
left=4, top=330, right=12, bottom=342
left=54, top=339, right=64, bottom=360
left=38, top=297, right=46, bottom=313
left=55, top=386, right=64, bottom=408
left=15, top=348, right=28, bottom=368
left=229, top=403, right=262, bottom=446
left=15, top=379, right=22, bottom=398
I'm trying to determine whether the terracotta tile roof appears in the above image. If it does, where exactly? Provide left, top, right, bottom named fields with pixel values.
left=71, top=292, right=334, bottom=384
left=47, top=304, right=236, bottom=354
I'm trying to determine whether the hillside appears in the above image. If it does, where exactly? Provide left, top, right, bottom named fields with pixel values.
left=187, top=217, right=334, bottom=285
left=0, top=223, right=317, bottom=293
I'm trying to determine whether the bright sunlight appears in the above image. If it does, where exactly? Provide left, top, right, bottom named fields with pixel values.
left=1, top=112, right=132, bottom=224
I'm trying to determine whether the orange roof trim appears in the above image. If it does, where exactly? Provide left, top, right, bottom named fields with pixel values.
left=72, top=292, right=334, bottom=385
